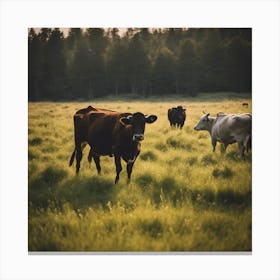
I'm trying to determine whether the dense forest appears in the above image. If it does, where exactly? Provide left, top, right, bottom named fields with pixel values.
left=28, top=28, right=251, bottom=101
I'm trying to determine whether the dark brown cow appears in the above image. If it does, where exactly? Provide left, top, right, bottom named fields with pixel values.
left=69, top=106, right=115, bottom=173
left=168, top=105, right=186, bottom=129
left=87, top=111, right=157, bottom=183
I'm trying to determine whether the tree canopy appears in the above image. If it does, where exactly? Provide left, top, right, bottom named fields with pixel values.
left=28, top=28, right=251, bottom=100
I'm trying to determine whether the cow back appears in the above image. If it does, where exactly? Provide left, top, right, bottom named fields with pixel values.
left=212, top=114, right=251, bottom=142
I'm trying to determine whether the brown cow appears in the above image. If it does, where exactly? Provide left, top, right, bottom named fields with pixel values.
left=69, top=105, right=115, bottom=173
left=87, top=111, right=157, bottom=183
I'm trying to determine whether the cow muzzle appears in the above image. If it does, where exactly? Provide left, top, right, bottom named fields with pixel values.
left=133, top=134, right=144, bottom=141
left=194, top=126, right=199, bottom=130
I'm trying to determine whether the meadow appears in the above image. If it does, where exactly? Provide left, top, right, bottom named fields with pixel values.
left=28, top=93, right=252, bottom=252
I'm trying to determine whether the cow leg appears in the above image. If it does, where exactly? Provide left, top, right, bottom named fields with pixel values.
left=75, top=142, right=86, bottom=174
left=126, top=162, right=134, bottom=182
left=114, top=155, right=122, bottom=184
left=238, top=141, right=245, bottom=160
left=221, top=143, right=228, bottom=154
left=88, top=148, right=93, bottom=163
left=75, top=147, right=82, bottom=174
left=69, top=149, right=76, bottom=166
left=127, top=152, right=139, bottom=182
left=246, top=135, right=251, bottom=153
left=212, top=139, right=217, bottom=152
left=93, top=154, right=101, bottom=175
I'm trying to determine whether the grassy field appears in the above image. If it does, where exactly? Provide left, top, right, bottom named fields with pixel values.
left=28, top=93, right=252, bottom=252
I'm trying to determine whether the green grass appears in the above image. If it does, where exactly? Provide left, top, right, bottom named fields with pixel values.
left=28, top=93, right=252, bottom=251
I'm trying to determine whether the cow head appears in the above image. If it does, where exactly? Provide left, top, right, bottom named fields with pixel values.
left=194, top=113, right=211, bottom=131
left=120, top=112, right=157, bottom=141
left=176, top=106, right=186, bottom=119
left=177, top=105, right=186, bottom=112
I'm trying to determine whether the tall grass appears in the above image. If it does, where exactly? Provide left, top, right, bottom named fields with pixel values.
left=28, top=94, right=252, bottom=251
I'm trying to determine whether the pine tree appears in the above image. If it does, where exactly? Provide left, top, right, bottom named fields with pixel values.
left=176, top=39, right=198, bottom=96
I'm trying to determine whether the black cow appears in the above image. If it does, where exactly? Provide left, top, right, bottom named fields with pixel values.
left=168, top=106, right=186, bottom=129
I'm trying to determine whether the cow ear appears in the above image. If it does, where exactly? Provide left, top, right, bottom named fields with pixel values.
left=119, top=116, right=132, bottom=126
left=145, top=115, right=157, bottom=123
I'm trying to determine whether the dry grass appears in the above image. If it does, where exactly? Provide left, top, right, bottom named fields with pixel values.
left=28, top=93, right=252, bottom=251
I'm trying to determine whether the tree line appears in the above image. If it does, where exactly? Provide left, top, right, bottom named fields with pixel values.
left=28, top=28, right=251, bottom=101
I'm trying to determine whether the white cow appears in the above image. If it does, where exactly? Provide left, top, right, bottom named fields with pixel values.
left=194, top=113, right=252, bottom=159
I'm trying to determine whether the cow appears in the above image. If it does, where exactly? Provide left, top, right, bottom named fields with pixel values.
left=242, top=102, right=249, bottom=108
left=69, top=105, right=115, bottom=173
left=194, top=112, right=252, bottom=159
left=86, top=111, right=157, bottom=183
left=168, top=105, right=186, bottom=129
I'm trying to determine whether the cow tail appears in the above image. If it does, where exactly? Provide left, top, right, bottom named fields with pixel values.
left=69, top=149, right=76, bottom=166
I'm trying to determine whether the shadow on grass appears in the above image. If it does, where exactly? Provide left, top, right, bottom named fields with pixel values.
left=139, top=218, right=164, bottom=239
left=201, top=154, right=217, bottom=165
left=190, top=188, right=251, bottom=210
left=212, top=166, right=233, bottom=178
left=29, top=166, right=117, bottom=211
left=29, top=166, right=251, bottom=213
left=226, top=150, right=252, bottom=162
left=56, top=176, right=116, bottom=211
left=166, top=136, right=193, bottom=150
left=139, top=150, right=158, bottom=161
